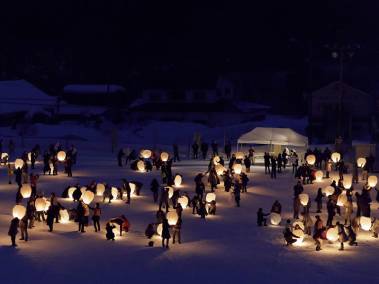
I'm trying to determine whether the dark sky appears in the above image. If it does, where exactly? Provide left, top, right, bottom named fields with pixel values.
left=1, top=0, right=378, bottom=73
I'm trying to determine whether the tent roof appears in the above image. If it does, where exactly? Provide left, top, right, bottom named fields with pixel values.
left=237, top=127, right=308, bottom=147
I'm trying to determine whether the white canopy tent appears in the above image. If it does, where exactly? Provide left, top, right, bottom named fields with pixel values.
left=237, top=127, right=308, bottom=149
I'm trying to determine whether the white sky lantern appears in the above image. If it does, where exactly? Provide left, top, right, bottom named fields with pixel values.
left=306, top=154, right=316, bottom=165
left=215, top=164, right=226, bottom=176
left=298, top=193, right=309, bottom=206
left=12, top=205, right=26, bottom=219
left=167, top=211, right=179, bottom=226
left=235, top=152, right=244, bottom=160
left=233, top=163, right=242, bottom=174
left=137, top=160, right=145, bottom=172
left=80, top=187, right=87, bottom=195
left=323, top=186, right=335, bottom=197
left=292, top=220, right=305, bottom=231
left=174, top=174, right=182, bottom=187
left=357, top=157, right=366, bottom=168
left=68, top=187, right=77, bottom=199
left=160, top=152, right=169, bottom=162
left=35, top=198, right=46, bottom=212
left=326, top=227, right=339, bottom=242
left=293, top=229, right=305, bottom=245
left=57, top=151, right=66, bottom=162
left=168, top=187, right=174, bottom=199
left=206, top=192, right=216, bottom=203
left=111, top=187, right=119, bottom=200
left=82, top=191, right=95, bottom=205
left=331, top=152, right=341, bottom=163
left=315, top=170, right=323, bottom=182
left=360, top=216, right=372, bottom=231
left=178, top=196, right=189, bottom=209
left=343, top=174, right=352, bottom=189
left=1, top=152, right=9, bottom=160
left=129, top=182, right=136, bottom=196
left=27, top=152, right=32, bottom=161
left=368, top=176, right=378, bottom=188
left=157, top=223, right=163, bottom=236
left=96, top=183, right=105, bottom=196
left=14, top=158, right=24, bottom=169
left=140, top=149, right=152, bottom=159
left=270, top=213, right=281, bottom=226
left=60, top=209, right=70, bottom=223
left=337, top=192, right=347, bottom=207
left=20, top=184, right=32, bottom=198
left=213, top=156, right=220, bottom=165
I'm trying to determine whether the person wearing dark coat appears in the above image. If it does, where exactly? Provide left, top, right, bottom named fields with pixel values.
left=223, top=172, right=232, bottom=192
left=72, top=187, right=82, bottom=202
left=270, top=157, right=277, bottom=179
left=159, top=187, right=169, bottom=213
left=172, top=218, right=182, bottom=244
left=271, top=200, right=282, bottom=214
left=326, top=197, right=335, bottom=227
left=208, top=200, right=217, bottom=215
left=46, top=206, right=55, bottom=232
left=277, top=154, right=283, bottom=173
left=66, top=157, right=73, bottom=177
left=244, top=156, right=251, bottom=173
left=19, top=215, right=28, bottom=241
left=234, top=182, right=241, bottom=207
left=336, top=221, right=348, bottom=251
left=173, top=144, right=180, bottom=162
left=15, top=167, right=22, bottom=188
left=315, top=188, right=323, bottom=213
left=106, top=222, right=116, bottom=241
left=122, top=179, right=131, bottom=204
left=198, top=201, right=208, bottom=219
left=224, top=142, right=232, bottom=160
left=191, top=195, right=199, bottom=215
left=257, top=208, right=269, bottom=226
left=283, top=220, right=299, bottom=246
left=200, top=142, right=208, bottom=160
left=195, top=181, right=205, bottom=201
left=161, top=218, right=171, bottom=249
left=264, top=152, right=270, bottom=174
left=150, top=178, right=160, bottom=203
left=8, top=217, right=19, bottom=247
left=145, top=223, right=155, bottom=239
left=92, top=203, right=101, bottom=232
left=293, top=181, right=304, bottom=197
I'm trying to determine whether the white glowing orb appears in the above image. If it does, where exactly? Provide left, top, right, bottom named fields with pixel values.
left=174, top=174, right=182, bottom=187
left=331, top=152, right=341, bottom=163
left=178, top=196, right=189, bottom=209
left=326, top=227, right=338, bottom=242
left=140, top=149, right=152, bottom=159
left=270, top=213, right=281, bottom=226
left=315, top=170, right=323, bottom=182
left=57, top=151, right=66, bottom=162
left=306, top=154, right=316, bottom=165
left=323, top=186, right=335, bottom=197
left=357, top=157, right=366, bottom=168
left=368, top=176, right=378, bottom=188
left=206, top=192, right=216, bottom=203
left=60, top=209, right=70, bottom=223
left=160, top=152, right=169, bottom=162
left=137, top=160, right=145, bottom=172
left=233, top=163, right=242, bottom=174
left=167, top=211, right=179, bottom=226
left=12, top=205, right=26, bottom=219
left=96, top=183, right=105, bottom=196
left=14, top=158, right=24, bottom=169
left=20, top=184, right=32, bottom=198
left=35, top=198, right=46, bottom=212
left=82, top=191, right=95, bottom=205
left=299, top=193, right=309, bottom=206
left=360, top=216, right=372, bottom=231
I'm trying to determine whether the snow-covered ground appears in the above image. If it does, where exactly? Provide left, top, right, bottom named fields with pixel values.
left=0, top=120, right=378, bottom=284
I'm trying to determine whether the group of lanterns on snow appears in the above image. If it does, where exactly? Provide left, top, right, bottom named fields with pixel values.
left=6, top=150, right=67, bottom=171
left=269, top=151, right=379, bottom=245
left=137, top=149, right=169, bottom=172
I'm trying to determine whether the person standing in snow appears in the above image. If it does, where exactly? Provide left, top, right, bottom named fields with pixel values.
left=172, top=217, right=182, bottom=244
left=19, top=215, right=29, bottom=242
left=8, top=217, right=19, bottom=247
left=315, top=188, right=323, bottom=213
left=313, top=215, right=324, bottom=251
left=161, top=217, right=171, bottom=249
left=264, top=152, right=271, bottom=174
left=270, top=157, right=277, bottom=179
left=257, top=208, right=269, bottom=226
left=224, top=141, right=232, bottom=160
left=117, top=148, right=124, bottom=167
left=173, top=144, right=180, bottom=162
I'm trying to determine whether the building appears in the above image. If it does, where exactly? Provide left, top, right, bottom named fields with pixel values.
left=308, top=81, right=374, bottom=143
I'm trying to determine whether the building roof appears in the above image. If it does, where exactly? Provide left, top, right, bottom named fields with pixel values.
left=311, top=81, right=371, bottom=98
left=63, top=84, right=126, bottom=94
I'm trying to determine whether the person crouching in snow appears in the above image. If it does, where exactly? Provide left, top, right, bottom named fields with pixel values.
left=257, top=208, right=269, bottom=226
left=208, top=200, right=216, bottom=215
left=283, top=219, right=299, bottom=246
left=106, top=222, right=116, bottom=241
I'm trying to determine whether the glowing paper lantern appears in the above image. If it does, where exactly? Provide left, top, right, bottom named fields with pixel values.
left=206, top=192, right=216, bottom=203
left=60, top=209, right=70, bottom=223
left=298, top=193, right=309, bottom=206
left=343, top=174, right=352, bottom=189
left=20, top=184, right=32, bottom=198
left=140, top=149, right=152, bottom=159
left=174, top=174, right=182, bottom=187
left=326, top=227, right=338, bottom=242
left=315, top=170, right=323, bottom=182
left=235, top=152, right=244, bottom=160
left=360, top=216, right=372, bottom=231
left=306, top=154, right=316, bottom=165
left=129, top=182, right=136, bottom=196
left=137, top=160, right=145, bottom=172
left=12, top=205, right=26, bottom=219
left=331, top=152, right=341, bottom=163
left=168, top=187, right=174, bottom=199
left=14, top=158, right=24, bottom=169
left=337, top=192, right=347, bottom=206
left=57, top=151, right=66, bottom=162
left=157, top=223, right=163, bottom=236
left=178, top=196, right=189, bottom=209
left=215, top=164, right=226, bottom=176
left=44, top=199, right=51, bottom=211
left=68, top=187, right=76, bottom=199
left=292, top=220, right=305, bottom=231
left=80, top=187, right=87, bottom=195
left=160, top=152, right=169, bottom=162
left=213, top=156, right=220, bottom=165
left=270, top=213, right=281, bottom=226
left=293, top=229, right=305, bottom=245
left=82, top=191, right=95, bottom=205
left=233, top=163, right=242, bottom=174
left=368, top=176, right=378, bottom=188
left=1, top=152, right=9, bottom=160
left=167, top=211, right=179, bottom=226
left=323, top=186, right=335, bottom=197
left=96, top=183, right=105, bottom=196
left=357, top=157, right=366, bottom=168
left=35, top=198, right=46, bottom=212
left=111, top=187, right=119, bottom=200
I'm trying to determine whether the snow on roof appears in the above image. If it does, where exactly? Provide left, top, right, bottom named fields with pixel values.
left=0, top=79, right=56, bottom=115
left=63, top=84, right=126, bottom=94
left=58, top=102, right=106, bottom=115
